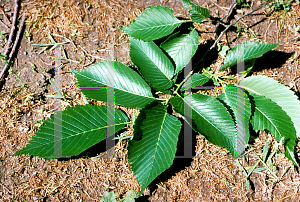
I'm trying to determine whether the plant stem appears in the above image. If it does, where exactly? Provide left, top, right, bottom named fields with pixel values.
left=192, top=23, right=200, bottom=31
left=164, top=95, right=173, bottom=106
left=221, top=75, right=238, bottom=81
left=124, top=121, right=133, bottom=125
left=174, top=70, right=193, bottom=94
left=156, top=98, right=168, bottom=101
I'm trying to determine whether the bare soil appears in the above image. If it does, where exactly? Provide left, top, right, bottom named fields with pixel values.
left=1, top=0, right=300, bottom=201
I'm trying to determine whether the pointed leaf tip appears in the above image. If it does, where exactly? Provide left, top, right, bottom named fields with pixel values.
left=181, top=0, right=192, bottom=9
left=189, top=4, right=210, bottom=23
left=14, top=105, right=128, bottom=158
left=248, top=92, right=298, bottom=166
left=220, top=41, right=279, bottom=71
left=72, top=61, right=155, bottom=109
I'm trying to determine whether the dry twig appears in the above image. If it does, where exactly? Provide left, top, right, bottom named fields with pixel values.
left=3, top=0, right=19, bottom=58
left=0, top=5, right=10, bottom=24
left=78, top=45, right=106, bottom=60
left=220, top=0, right=237, bottom=23
left=0, top=182, right=12, bottom=194
left=9, top=16, right=25, bottom=59
left=0, top=15, right=25, bottom=84
left=82, top=58, right=96, bottom=67
left=210, top=1, right=272, bottom=50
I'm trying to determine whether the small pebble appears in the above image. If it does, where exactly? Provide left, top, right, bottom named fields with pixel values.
left=4, top=5, right=10, bottom=12
left=113, top=157, right=122, bottom=162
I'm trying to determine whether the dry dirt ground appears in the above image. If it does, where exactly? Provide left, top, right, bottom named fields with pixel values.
left=1, top=0, right=300, bottom=201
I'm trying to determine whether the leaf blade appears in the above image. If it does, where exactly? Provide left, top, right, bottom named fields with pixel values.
left=220, top=41, right=279, bottom=71
left=180, top=73, right=209, bottom=91
left=128, top=103, right=182, bottom=192
left=14, top=105, right=129, bottom=158
left=217, top=85, right=252, bottom=156
left=161, top=29, right=199, bottom=74
left=189, top=4, right=210, bottom=23
left=248, top=93, right=298, bottom=166
left=242, top=75, right=300, bottom=138
left=119, top=6, right=184, bottom=41
left=130, top=38, right=174, bottom=91
left=170, top=94, right=238, bottom=156
left=72, top=61, right=155, bottom=109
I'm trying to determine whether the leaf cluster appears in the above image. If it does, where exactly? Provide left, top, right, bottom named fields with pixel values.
left=14, top=1, right=300, bottom=197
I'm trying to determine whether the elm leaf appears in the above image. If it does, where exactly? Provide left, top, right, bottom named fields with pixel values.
left=170, top=94, right=238, bottom=157
left=161, top=29, right=199, bottom=74
left=72, top=61, right=155, bottom=109
left=128, top=103, right=182, bottom=193
left=217, top=84, right=252, bottom=156
left=14, top=105, right=129, bottom=158
left=119, top=6, right=184, bottom=41
left=130, top=38, right=174, bottom=91
left=248, top=93, right=298, bottom=166
left=242, top=75, right=300, bottom=138
left=220, top=41, right=279, bottom=71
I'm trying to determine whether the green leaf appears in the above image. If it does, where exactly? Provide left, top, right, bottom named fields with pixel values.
left=119, top=6, right=184, bottom=41
left=217, top=84, right=252, bottom=156
left=128, top=103, right=182, bottom=193
left=122, top=190, right=138, bottom=202
left=180, top=73, right=209, bottom=91
left=130, top=38, right=174, bottom=91
left=181, top=0, right=192, bottom=9
left=220, top=41, right=279, bottom=71
left=189, top=4, right=210, bottom=23
left=160, top=29, right=199, bottom=74
left=218, top=45, right=230, bottom=57
left=247, top=93, right=298, bottom=166
left=262, top=139, right=269, bottom=162
left=101, top=191, right=117, bottom=202
left=212, top=77, right=220, bottom=86
left=170, top=94, right=238, bottom=157
left=242, top=75, right=300, bottom=138
left=242, top=58, right=256, bottom=75
left=14, top=105, right=129, bottom=158
left=71, top=61, right=155, bottom=109
left=161, top=31, right=181, bottom=45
